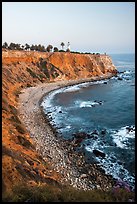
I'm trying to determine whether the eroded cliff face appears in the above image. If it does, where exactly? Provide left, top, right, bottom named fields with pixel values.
left=2, top=49, right=117, bottom=194
left=48, top=52, right=117, bottom=79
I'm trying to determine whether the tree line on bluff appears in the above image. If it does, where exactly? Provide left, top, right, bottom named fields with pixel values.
left=2, top=42, right=70, bottom=52
left=2, top=41, right=101, bottom=55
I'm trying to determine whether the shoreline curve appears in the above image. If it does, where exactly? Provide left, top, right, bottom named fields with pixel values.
left=18, top=73, right=116, bottom=191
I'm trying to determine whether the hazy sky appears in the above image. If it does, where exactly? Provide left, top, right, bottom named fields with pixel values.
left=2, top=2, right=135, bottom=54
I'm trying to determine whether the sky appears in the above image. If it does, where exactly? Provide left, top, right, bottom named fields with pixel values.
left=2, top=2, right=135, bottom=54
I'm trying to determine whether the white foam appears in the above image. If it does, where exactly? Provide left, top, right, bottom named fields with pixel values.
left=41, top=87, right=66, bottom=109
left=41, top=78, right=110, bottom=110
left=124, top=70, right=131, bottom=74
left=79, top=101, right=99, bottom=108
left=112, top=126, right=135, bottom=149
left=85, top=140, right=99, bottom=152
left=66, top=125, right=71, bottom=129
left=97, top=154, right=135, bottom=188
left=62, top=85, right=81, bottom=93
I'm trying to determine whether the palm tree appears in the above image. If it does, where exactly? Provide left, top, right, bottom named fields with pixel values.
left=61, top=42, right=65, bottom=50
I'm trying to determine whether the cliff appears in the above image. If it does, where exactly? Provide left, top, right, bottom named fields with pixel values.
left=2, top=49, right=117, bottom=195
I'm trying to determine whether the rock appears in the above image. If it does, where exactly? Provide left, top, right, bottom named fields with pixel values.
left=103, top=82, right=107, bottom=84
left=91, top=130, right=99, bottom=136
left=73, top=132, right=89, bottom=139
left=99, top=168, right=105, bottom=174
left=126, top=126, right=134, bottom=132
left=101, top=129, right=106, bottom=135
left=87, top=134, right=94, bottom=139
left=80, top=174, right=88, bottom=179
left=117, top=161, right=122, bottom=165
left=118, top=77, right=122, bottom=80
left=99, top=101, right=103, bottom=105
left=59, top=111, right=62, bottom=113
left=74, top=138, right=83, bottom=146
left=93, top=149, right=105, bottom=158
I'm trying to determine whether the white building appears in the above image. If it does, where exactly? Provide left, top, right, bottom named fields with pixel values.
left=67, top=42, right=70, bottom=50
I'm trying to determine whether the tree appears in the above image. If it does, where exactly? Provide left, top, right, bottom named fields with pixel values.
left=35, top=44, right=39, bottom=51
left=16, top=43, right=21, bottom=50
left=8, top=42, right=16, bottom=50
left=30, top=44, right=35, bottom=51
left=53, top=47, right=59, bottom=52
left=46, top=45, right=53, bottom=52
left=61, top=42, right=65, bottom=50
left=37, top=44, right=46, bottom=52
left=21, top=45, right=24, bottom=50
left=2, top=42, right=8, bottom=49
left=41, top=45, right=46, bottom=52
left=25, top=43, right=30, bottom=51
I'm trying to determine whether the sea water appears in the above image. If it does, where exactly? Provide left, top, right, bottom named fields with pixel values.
left=41, top=53, right=135, bottom=190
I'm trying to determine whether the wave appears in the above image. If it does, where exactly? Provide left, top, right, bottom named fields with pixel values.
left=84, top=125, right=135, bottom=189
left=111, top=126, right=135, bottom=149
left=78, top=100, right=104, bottom=108
left=41, top=79, right=109, bottom=110
left=96, top=154, right=135, bottom=190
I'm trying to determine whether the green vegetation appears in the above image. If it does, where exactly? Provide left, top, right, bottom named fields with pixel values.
left=13, top=88, right=22, bottom=98
left=53, top=47, right=59, bottom=52
left=61, top=42, right=65, bottom=50
left=2, top=97, right=9, bottom=112
left=2, top=182, right=134, bottom=202
left=46, top=44, right=53, bottom=52
left=9, top=104, right=18, bottom=115
left=2, top=41, right=103, bottom=54
left=9, top=115, right=21, bottom=124
left=26, top=83, right=32, bottom=87
left=26, top=67, right=38, bottom=78
left=2, top=42, right=8, bottom=49
left=59, top=49, right=65, bottom=52
left=14, top=123, right=26, bottom=134
left=17, top=135, right=35, bottom=149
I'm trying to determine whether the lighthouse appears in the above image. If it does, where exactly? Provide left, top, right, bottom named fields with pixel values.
left=67, top=42, right=70, bottom=51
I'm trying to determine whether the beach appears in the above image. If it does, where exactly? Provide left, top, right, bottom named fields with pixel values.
left=18, top=74, right=116, bottom=191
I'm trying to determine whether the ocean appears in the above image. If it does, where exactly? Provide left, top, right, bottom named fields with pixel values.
left=41, top=53, right=135, bottom=190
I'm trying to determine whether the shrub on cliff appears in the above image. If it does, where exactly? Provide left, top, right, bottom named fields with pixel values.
left=59, top=49, right=65, bottom=52
left=26, top=67, right=38, bottom=78
left=53, top=47, right=59, bottom=52
left=2, top=183, right=135, bottom=202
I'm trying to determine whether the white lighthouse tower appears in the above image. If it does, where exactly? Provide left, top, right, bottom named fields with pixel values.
left=67, top=42, right=70, bottom=51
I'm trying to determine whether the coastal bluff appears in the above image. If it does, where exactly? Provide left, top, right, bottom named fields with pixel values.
left=2, top=49, right=117, bottom=82
left=2, top=49, right=117, bottom=194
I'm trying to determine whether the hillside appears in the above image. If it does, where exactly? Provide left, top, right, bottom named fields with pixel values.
left=2, top=49, right=117, bottom=196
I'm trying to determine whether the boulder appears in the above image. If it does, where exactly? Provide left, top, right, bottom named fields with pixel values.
left=80, top=174, right=88, bottom=179
left=93, top=149, right=105, bottom=158
left=91, top=130, right=99, bottom=136
left=101, top=129, right=106, bottom=135
left=118, top=77, right=122, bottom=80
left=73, top=132, right=89, bottom=139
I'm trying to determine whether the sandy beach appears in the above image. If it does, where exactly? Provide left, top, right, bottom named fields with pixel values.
left=18, top=74, right=115, bottom=190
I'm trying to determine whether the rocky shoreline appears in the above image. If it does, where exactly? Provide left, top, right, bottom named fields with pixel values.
left=18, top=74, right=117, bottom=191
